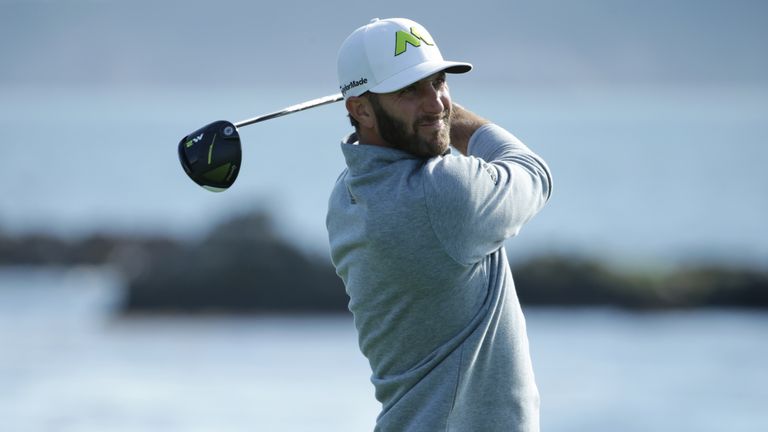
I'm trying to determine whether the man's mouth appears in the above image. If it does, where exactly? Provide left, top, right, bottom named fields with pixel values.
left=420, top=119, right=443, bottom=130
left=418, top=114, right=449, bottom=131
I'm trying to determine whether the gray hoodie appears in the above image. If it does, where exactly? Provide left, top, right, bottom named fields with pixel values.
left=326, top=124, right=552, bottom=431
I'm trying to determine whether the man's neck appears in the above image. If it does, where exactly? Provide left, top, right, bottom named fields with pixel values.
left=356, top=127, right=390, bottom=148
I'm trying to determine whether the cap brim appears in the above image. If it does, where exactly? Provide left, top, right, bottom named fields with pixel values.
left=369, top=60, right=472, bottom=94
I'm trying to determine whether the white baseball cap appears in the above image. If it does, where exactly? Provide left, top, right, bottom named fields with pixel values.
left=337, top=18, right=472, bottom=99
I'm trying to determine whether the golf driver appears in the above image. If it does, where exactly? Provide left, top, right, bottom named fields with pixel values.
left=178, top=93, right=343, bottom=192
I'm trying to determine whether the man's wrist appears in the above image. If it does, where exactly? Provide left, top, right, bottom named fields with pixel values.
left=449, top=103, right=490, bottom=155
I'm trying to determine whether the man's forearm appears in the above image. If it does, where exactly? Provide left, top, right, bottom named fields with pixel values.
left=449, top=103, right=490, bottom=155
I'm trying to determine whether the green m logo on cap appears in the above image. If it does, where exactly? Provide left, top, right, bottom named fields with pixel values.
left=394, top=27, right=435, bottom=56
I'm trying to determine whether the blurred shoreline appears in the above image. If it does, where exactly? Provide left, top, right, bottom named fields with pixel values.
left=2, top=209, right=765, bottom=313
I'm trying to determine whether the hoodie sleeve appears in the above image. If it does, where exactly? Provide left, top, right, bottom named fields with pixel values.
left=423, top=124, right=553, bottom=265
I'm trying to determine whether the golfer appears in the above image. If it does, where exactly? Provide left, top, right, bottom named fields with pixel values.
left=327, top=18, right=552, bottom=431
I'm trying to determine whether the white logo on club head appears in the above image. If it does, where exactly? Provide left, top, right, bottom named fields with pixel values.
left=223, top=126, right=234, bottom=136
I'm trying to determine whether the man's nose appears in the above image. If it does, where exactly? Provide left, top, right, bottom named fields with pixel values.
left=421, top=86, right=445, bottom=114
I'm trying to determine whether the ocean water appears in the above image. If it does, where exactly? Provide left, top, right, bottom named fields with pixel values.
left=1, top=84, right=767, bottom=268
left=1, top=267, right=767, bottom=432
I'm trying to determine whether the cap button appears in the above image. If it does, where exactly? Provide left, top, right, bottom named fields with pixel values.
left=370, top=18, right=380, bottom=23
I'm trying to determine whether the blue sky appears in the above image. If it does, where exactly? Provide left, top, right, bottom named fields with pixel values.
left=2, top=0, right=766, bottom=89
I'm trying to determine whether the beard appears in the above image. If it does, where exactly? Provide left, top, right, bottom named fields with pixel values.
left=368, top=95, right=451, bottom=158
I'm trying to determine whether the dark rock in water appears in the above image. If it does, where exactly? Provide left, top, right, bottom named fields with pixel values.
left=122, top=212, right=348, bottom=314
left=2, top=212, right=766, bottom=312
left=513, top=255, right=768, bottom=310
left=0, top=230, right=180, bottom=268
left=512, top=256, right=650, bottom=308
left=664, top=266, right=768, bottom=308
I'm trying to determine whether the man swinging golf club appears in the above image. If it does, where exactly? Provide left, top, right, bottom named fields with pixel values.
left=327, top=18, right=553, bottom=431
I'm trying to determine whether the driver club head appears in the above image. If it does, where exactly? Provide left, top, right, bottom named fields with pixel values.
left=178, top=120, right=241, bottom=192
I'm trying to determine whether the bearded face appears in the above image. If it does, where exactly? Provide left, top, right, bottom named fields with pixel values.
left=366, top=87, right=452, bottom=158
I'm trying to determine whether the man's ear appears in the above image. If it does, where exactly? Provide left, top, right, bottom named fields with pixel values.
left=346, top=96, right=376, bottom=129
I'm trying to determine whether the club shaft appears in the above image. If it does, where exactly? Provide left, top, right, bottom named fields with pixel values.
left=234, top=93, right=344, bottom=129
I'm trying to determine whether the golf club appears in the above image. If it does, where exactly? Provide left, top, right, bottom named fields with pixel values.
left=178, top=93, right=344, bottom=192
